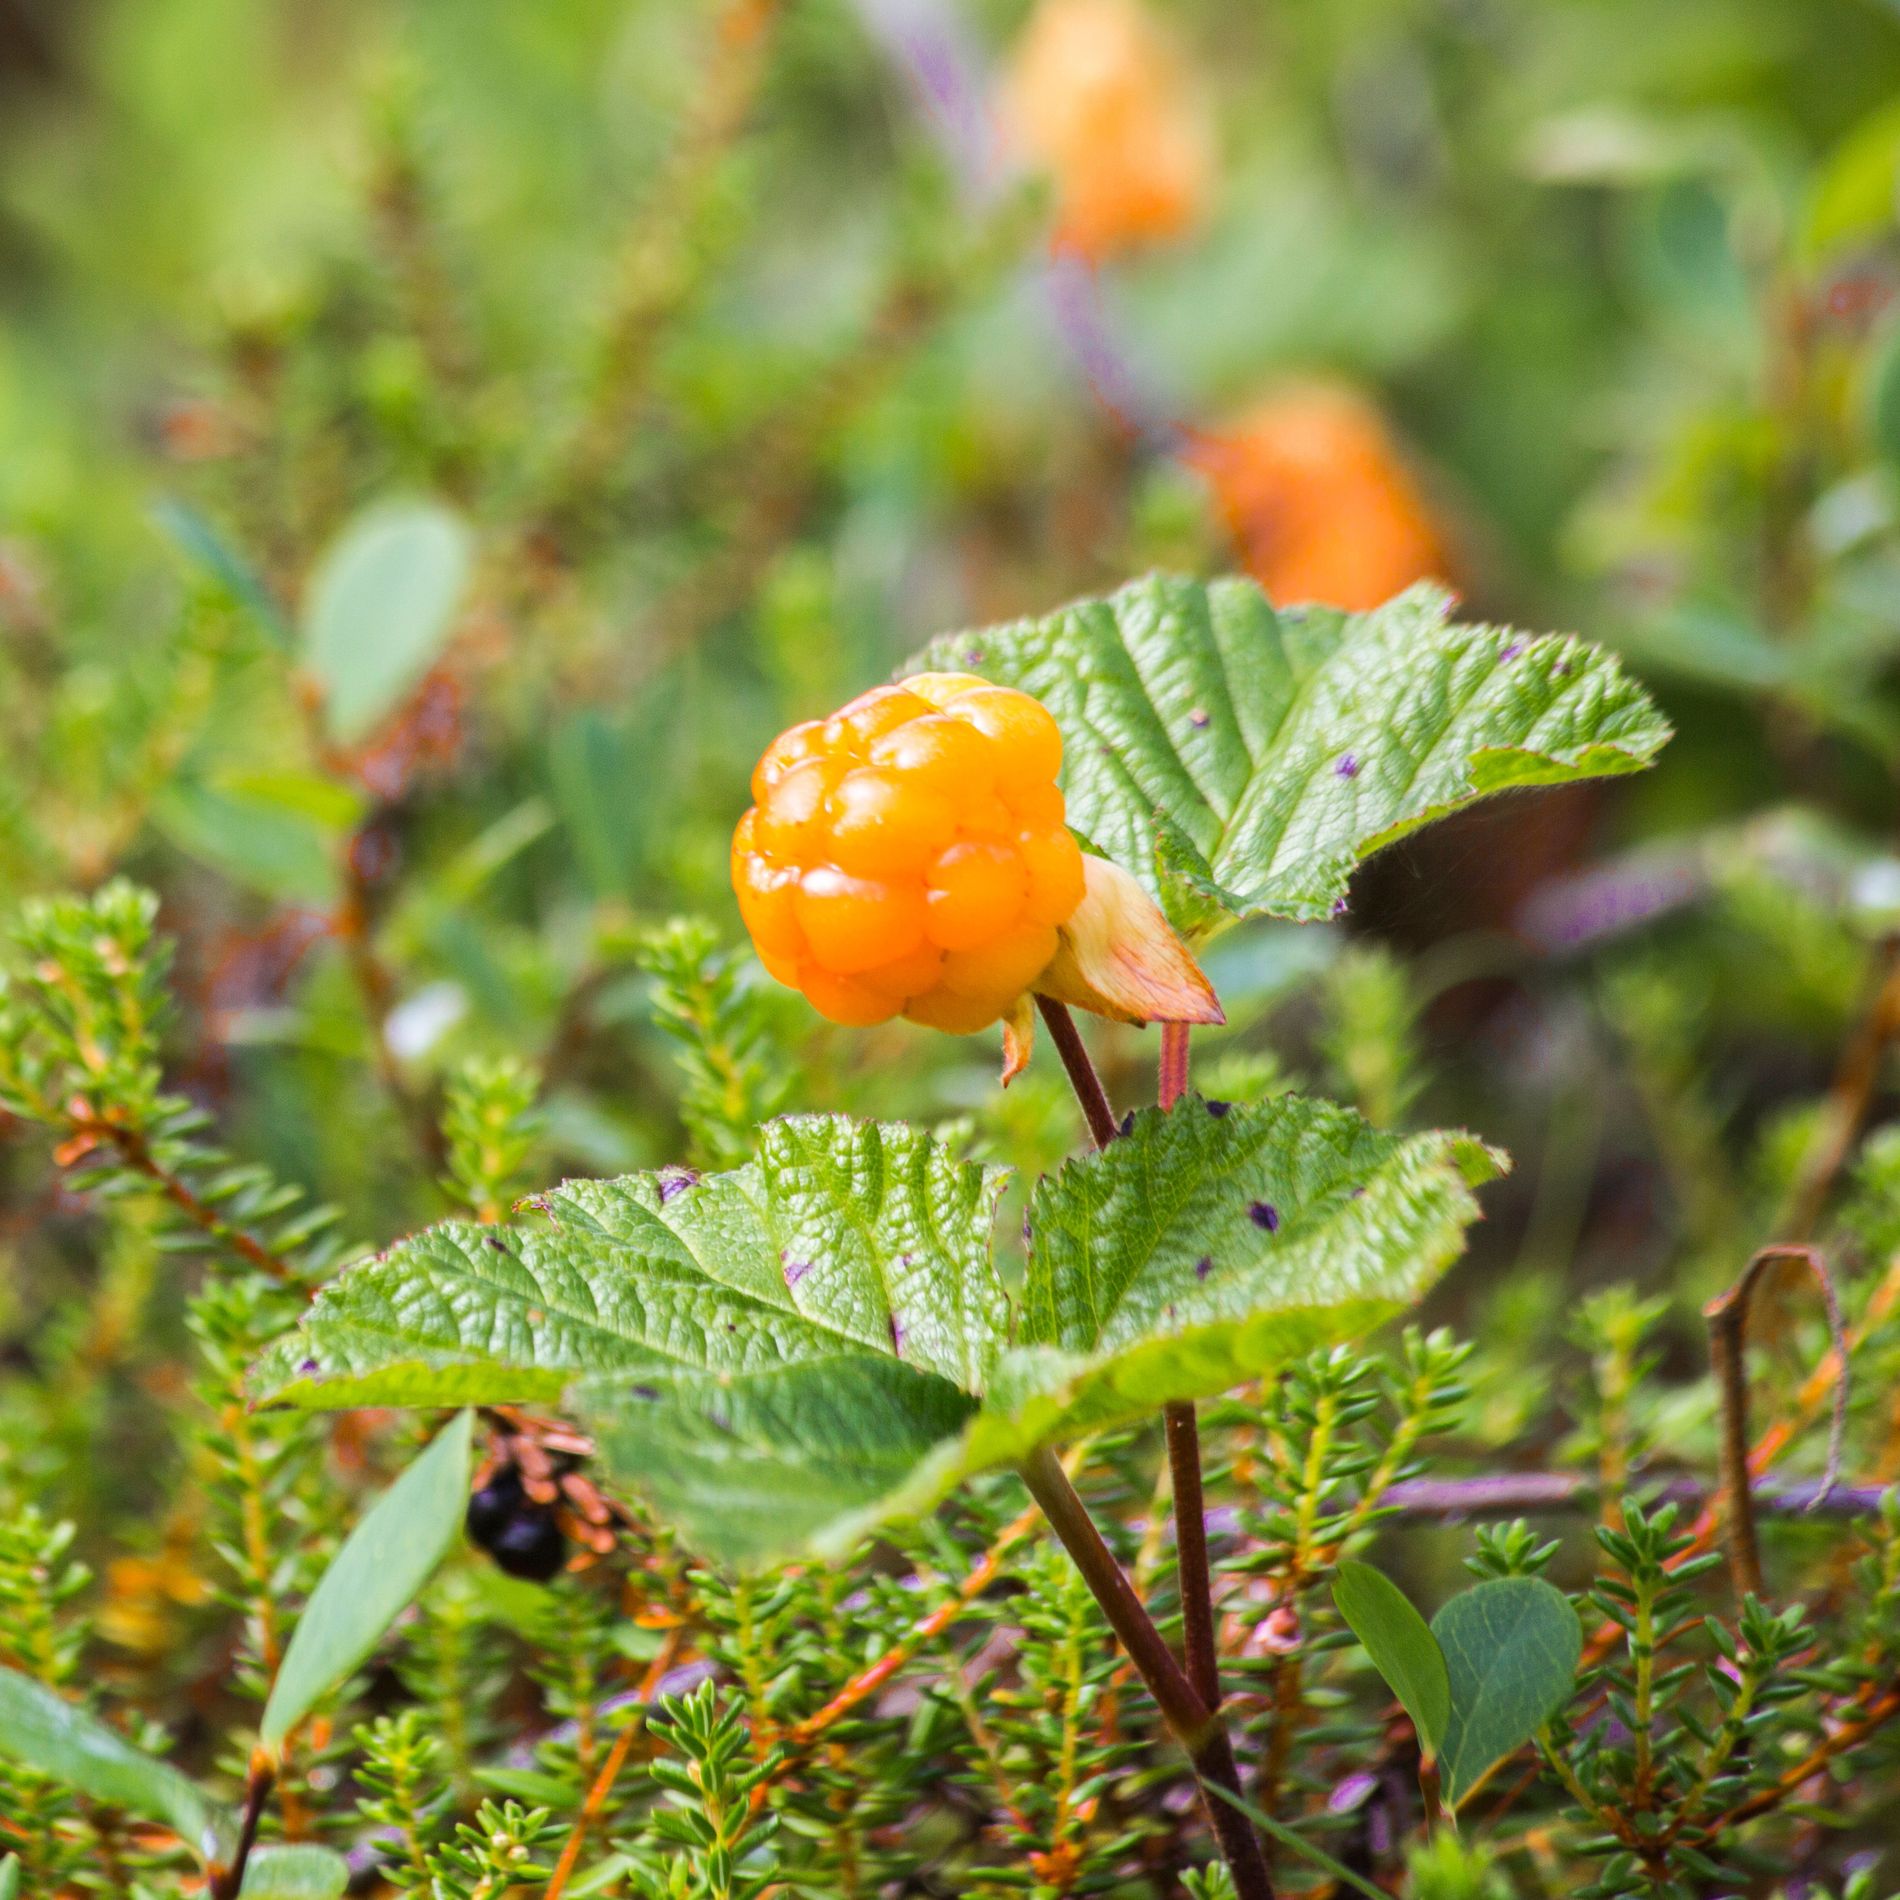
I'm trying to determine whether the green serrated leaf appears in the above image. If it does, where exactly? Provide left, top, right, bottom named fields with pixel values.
left=253, top=1118, right=1009, bottom=1566
left=1431, top=1577, right=1582, bottom=1804
left=1332, top=1561, right=1451, bottom=1757
left=912, top=574, right=1669, bottom=933
left=0, top=1669, right=219, bottom=1862
left=1010, top=1095, right=1504, bottom=1431
left=239, top=1845, right=350, bottom=1898
left=260, top=1410, right=473, bottom=1751
left=302, top=498, right=473, bottom=746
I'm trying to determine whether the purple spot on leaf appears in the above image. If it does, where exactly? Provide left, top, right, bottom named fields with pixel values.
left=1330, top=897, right=1349, bottom=920
left=485, top=1235, right=508, bottom=1253
left=1249, top=1201, right=1280, bottom=1232
left=889, top=1312, right=907, bottom=1357
left=1499, top=639, right=1525, bottom=664
left=1205, top=1099, right=1230, bottom=1117
left=1195, top=1256, right=1213, bottom=1280
left=298, top=1357, right=318, bottom=1375
left=1335, top=753, right=1360, bottom=779
left=1188, top=706, right=1210, bottom=729
left=782, top=1256, right=814, bottom=1288
left=1118, top=1111, right=1136, bottom=1137
left=658, top=1168, right=700, bottom=1204
left=632, top=1384, right=660, bottom=1402
left=965, top=646, right=985, bottom=666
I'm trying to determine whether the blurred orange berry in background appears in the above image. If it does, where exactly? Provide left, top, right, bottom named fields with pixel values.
left=1003, top=0, right=1212, bottom=263
left=1186, top=383, right=1451, bottom=612
left=733, top=675, right=1086, bottom=1038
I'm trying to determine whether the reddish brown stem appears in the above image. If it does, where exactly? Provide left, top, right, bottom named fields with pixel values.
left=1157, top=1023, right=1222, bottom=1714
left=1036, top=996, right=1118, bottom=1150
left=208, top=1760, right=274, bottom=1900
left=86, top=1123, right=294, bottom=1284
left=1703, top=1244, right=1847, bottom=1604
left=1020, top=1447, right=1273, bottom=1900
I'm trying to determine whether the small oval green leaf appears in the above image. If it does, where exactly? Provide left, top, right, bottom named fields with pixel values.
left=260, top=1409, right=474, bottom=1750
left=239, top=1844, right=350, bottom=1898
left=0, top=1669, right=217, bottom=1860
left=0, top=1851, right=23, bottom=1899
left=1431, top=1577, right=1582, bottom=1804
left=302, top=498, right=473, bottom=745
left=1332, top=1560, right=1451, bottom=1757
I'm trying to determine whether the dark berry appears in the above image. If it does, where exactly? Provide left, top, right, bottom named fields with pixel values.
left=486, top=1511, right=568, bottom=1582
left=465, top=1468, right=526, bottom=1546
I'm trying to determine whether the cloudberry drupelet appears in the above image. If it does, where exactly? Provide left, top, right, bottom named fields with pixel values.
left=732, top=674, right=1087, bottom=1032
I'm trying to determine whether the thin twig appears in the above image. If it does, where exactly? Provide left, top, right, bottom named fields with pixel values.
left=792, top=1498, right=1044, bottom=1744
left=1786, top=937, right=1900, bottom=1239
left=1367, top=1473, right=1890, bottom=1522
left=82, top=1122, right=295, bottom=1284
left=1704, top=1244, right=1849, bottom=1601
left=542, top=1627, right=688, bottom=1900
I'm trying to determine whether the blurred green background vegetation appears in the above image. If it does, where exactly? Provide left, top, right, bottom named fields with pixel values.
left=5, top=0, right=1900, bottom=1719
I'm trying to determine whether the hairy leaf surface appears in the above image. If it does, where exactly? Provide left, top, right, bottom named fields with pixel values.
left=914, top=575, right=1670, bottom=933
left=253, top=1118, right=1008, bottom=1564
left=1012, top=1095, right=1502, bottom=1428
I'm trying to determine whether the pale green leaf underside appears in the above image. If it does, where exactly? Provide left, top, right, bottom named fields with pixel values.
left=0, top=1668, right=219, bottom=1862
left=915, top=574, right=1671, bottom=931
left=1010, top=1094, right=1503, bottom=1430
left=1432, top=1577, right=1583, bottom=1803
left=252, top=1118, right=1007, bottom=1565
left=262, top=1410, right=473, bottom=1749
left=240, top=1845, right=351, bottom=1898
left=1333, top=1560, right=1452, bottom=1757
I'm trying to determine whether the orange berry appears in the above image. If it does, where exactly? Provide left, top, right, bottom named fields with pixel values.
left=868, top=714, right=996, bottom=804
left=857, top=941, right=948, bottom=1003
left=903, top=985, right=1011, bottom=1035
left=823, top=685, right=934, bottom=758
left=926, top=841, right=1029, bottom=951
left=1186, top=384, right=1448, bottom=611
left=755, top=758, right=836, bottom=863
left=733, top=847, right=805, bottom=963
left=751, top=719, right=823, bottom=801
left=827, top=768, right=956, bottom=877
left=1019, top=827, right=1088, bottom=927
left=901, top=670, right=986, bottom=710
left=735, top=677, right=1090, bottom=1039
left=1003, top=0, right=1211, bottom=263
left=1010, top=780, right=1068, bottom=832
left=939, top=923, right=1059, bottom=1002
left=956, top=792, right=1019, bottom=842
left=801, top=963, right=903, bottom=1027
left=794, top=866, right=928, bottom=975
left=944, top=684, right=1064, bottom=792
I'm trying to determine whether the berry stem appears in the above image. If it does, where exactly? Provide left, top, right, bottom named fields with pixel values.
left=1020, top=1446, right=1273, bottom=1900
left=1036, top=996, right=1119, bottom=1150
left=1037, top=1006, right=1239, bottom=1855
left=1157, top=1022, right=1222, bottom=1717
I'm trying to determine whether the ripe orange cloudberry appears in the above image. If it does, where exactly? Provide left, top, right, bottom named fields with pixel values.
left=734, top=673, right=1219, bottom=1074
